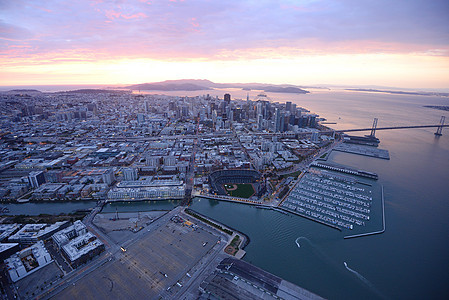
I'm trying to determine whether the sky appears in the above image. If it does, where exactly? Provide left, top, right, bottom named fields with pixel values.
left=1, top=0, right=449, bottom=89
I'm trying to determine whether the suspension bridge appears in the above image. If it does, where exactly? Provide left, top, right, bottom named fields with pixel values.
left=322, top=116, right=447, bottom=137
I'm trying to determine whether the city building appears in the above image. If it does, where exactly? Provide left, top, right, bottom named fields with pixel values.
left=0, top=243, right=20, bottom=261
left=123, top=167, right=138, bottom=181
left=5, top=241, right=53, bottom=282
left=61, top=232, right=104, bottom=268
left=102, top=169, right=116, bottom=186
left=8, top=222, right=69, bottom=246
left=0, top=224, right=21, bottom=242
left=28, top=171, right=46, bottom=188
left=52, top=220, right=88, bottom=248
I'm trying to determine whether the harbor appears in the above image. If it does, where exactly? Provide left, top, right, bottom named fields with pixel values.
left=281, top=169, right=374, bottom=230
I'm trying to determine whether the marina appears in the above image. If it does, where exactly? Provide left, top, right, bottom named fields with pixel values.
left=281, top=169, right=374, bottom=230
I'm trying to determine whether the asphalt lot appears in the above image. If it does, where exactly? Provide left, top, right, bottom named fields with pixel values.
left=16, top=261, right=63, bottom=298
left=53, top=217, right=220, bottom=299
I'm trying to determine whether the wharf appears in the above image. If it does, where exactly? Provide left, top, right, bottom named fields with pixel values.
left=200, top=257, right=325, bottom=300
left=192, top=193, right=271, bottom=207
left=334, top=144, right=390, bottom=159
left=105, top=196, right=184, bottom=202
left=311, top=161, right=378, bottom=180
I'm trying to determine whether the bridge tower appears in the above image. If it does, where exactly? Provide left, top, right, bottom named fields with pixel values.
left=369, top=118, right=378, bottom=137
left=435, top=116, right=445, bottom=136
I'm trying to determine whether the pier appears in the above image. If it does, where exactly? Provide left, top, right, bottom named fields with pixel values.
left=334, top=144, right=390, bottom=160
left=192, top=193, right=272, bottom=207
left=311, top=161, right=378, bottom=180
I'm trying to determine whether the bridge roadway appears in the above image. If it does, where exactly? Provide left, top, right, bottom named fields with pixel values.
left=106, top=124, right=447, bottom=142
left=329, top=124, right=449, bottom=134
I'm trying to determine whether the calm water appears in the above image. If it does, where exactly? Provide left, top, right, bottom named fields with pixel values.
left=188, top=90, right=449, bottom=299
left=1, top=201, right=97, bottom=216
left=1, top=200, right=181, bottom=216
left=102, top=200, right=181, bottom=212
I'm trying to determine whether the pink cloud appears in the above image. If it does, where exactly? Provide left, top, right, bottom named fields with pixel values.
left=105, top=10, right=147, bottom=20
left=189, top=17, right=200, bottom=31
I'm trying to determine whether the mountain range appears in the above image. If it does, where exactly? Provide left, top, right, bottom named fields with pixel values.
left=125, top=79, right=310, bottom=94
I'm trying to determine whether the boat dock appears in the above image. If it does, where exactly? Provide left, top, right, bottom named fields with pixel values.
left=192, top=193, right=272, bottom=207
left=311, top=161, right=378, bottom=180
left=334, top=144, right=390, bottom=159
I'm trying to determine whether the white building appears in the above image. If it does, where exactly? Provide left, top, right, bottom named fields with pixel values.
left=107, top=185, right=185, bottom=201
left=8, top=222, right=68, bottom=246
left=5, top=241, right=52, bottom=282
left=123, top=167, right=138, bottom=181
left=61, top=232, right=104, bottom=267
left=0, top=224, right=21, bottom=242
left=52, top=220, right=88, bottom=249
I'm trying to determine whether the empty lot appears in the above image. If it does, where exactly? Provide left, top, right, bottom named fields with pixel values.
left=54, top=218, right=220, bottom=299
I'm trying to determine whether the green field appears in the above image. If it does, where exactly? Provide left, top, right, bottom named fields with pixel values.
left=223, top=183, right=255, bottom=198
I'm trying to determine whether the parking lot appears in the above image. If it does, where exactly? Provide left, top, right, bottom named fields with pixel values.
left=54, top=217, right=220, bottom=299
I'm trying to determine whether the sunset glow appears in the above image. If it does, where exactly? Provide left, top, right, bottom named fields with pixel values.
left=1, top=0, right=448, bottom=88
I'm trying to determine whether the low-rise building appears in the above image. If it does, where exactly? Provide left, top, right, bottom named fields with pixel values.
left=5, top=241, right=53, bottom=282
left=0, top=243, right=20, bottom=261
left=52, top=221, right=104, bottom=268
left=8, top=222, right=69, bottom=246
left=61, top=232, right=104, bottom=268
left=0, top=224, right=21, bottom=242
left=52, top=220, right=87, bottom=248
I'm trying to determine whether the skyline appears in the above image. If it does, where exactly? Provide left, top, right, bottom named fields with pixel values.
left=1, top=0, right=449, bottom=89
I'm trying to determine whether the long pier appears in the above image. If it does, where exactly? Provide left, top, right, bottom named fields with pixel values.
left=344, top=185, right=386, bottom=239
left=191, top=193, right=272, bottom=207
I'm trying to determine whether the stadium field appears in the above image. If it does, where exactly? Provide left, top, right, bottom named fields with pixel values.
left=223, top=183, right=255, bottom=198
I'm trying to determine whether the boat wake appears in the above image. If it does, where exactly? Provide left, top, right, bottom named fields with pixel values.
left=344, top=261, right=374, bottom=288
left=295, top=237, right=301, bottom=248
left=344, top=261, right=386, bottom=299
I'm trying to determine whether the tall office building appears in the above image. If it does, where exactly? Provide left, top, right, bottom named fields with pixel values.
left=286, top=101, right=292, bottom=112
left=275, top=108, right=284, bottom=132
left=311, top=132, right=320, bottom=143
left=144, top=101, right=150, bottom=113
left=224, top=93, right=231, bottom=105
